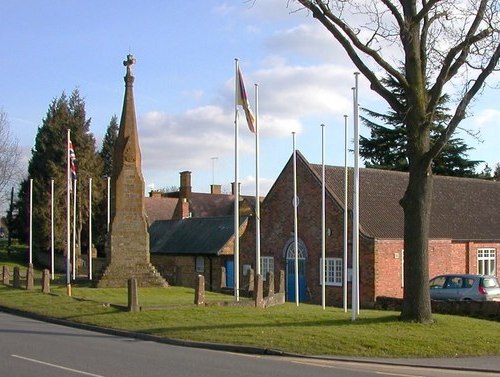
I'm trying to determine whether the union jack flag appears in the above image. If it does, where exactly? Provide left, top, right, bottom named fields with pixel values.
left=69, top=140, right=77, bottom=180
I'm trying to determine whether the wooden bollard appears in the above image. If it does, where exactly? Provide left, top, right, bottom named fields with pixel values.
left=278, top=270, right=285, bottom=294
left=220, top=266, right=226, bottom=289
left=194, top=274, right=205, bottom=306
left=254, top=274, right=264, bottom=308
left=264, top=271, right=275, bottom=297
left=26, top=264, right=34, bottom=290
left=41, top=269, right=50, bottom=294
left=247, top=268, right=255, bottom=295
left=127, top=278, right=139, bottom=312
left=2, top=265, right=10, bottom=285
left=13, top=267, right=20, bottom=288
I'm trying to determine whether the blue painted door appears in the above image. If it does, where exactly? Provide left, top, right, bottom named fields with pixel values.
left=225, top=260, right=234, bottom=288
left=286, top=259, right=306, bottom=302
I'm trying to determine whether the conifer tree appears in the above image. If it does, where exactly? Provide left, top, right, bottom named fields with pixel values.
left=14, top=90, right=105, bottom=260
left=360, top=76, right=481, bottom=177
left=100, top=115, right=118, bottom=178
left=92, top=115, right=119, bottom=254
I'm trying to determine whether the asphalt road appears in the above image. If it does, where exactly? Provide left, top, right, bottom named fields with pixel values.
left=0, top=312, right=498, bottom=377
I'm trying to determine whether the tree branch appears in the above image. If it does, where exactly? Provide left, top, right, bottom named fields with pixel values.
left=428, top=0, right=489, bottom=110
left=298, top=0, right=405, bottom=112
left=426, top=42, right=500, bottom=165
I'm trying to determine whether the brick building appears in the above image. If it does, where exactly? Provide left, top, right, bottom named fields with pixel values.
left=147, top=171, right=256, bottom=290
left=240, top=151, right=500, bottom=307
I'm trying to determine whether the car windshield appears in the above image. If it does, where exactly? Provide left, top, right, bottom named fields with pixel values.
left=482, top=277, right=500, bottom=288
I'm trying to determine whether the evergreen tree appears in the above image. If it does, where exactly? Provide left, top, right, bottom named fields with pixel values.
left=92, top=115, right=119, bottom=255
left=360, top=76, right=481, bottom=177
left=100, top=115, right=118, bottom=178
left=14, top=90, right=105, bottom=259
left=494, top=163, right=500, bottom=181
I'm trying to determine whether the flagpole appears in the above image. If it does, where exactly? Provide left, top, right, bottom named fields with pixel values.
left=343, top=114, right=349, bottom=312
left=107, top=176, right=110, bottom=233
left=29, top=178, right=33, bottom=265
left=234, top=58, right=240, bottom=302
left=89, top=177, right=93, bottom=280
left=292, top=131, right=299, bottom=306
left=51, top=179, right=55, bottom=280
left=321, top=124, right=326, bottom=310
left=66, top=129, right=72, bottom=296
left=255, top=83, right=261, bottom=277
left=352, top=73, right=360, bottom=320
left=72, top=178, right=77, bottom=279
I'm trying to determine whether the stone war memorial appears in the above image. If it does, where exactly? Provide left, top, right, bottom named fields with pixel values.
left=97, top=55, right=168, bottom=288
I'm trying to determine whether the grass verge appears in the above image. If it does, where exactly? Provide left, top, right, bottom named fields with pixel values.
left=0, top=244, right=499, bottom=358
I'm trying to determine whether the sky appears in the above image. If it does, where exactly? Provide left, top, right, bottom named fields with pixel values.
left=1, top=0, right=499, bottom=198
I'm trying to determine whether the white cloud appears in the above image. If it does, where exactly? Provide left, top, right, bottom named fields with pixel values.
left=266, top=23, right=349, bottom=64
left=473, top=108, right=500, bottom=129
left=253, top=63, right=354, bottom=117
left=239, top=175, right=275, bottom=197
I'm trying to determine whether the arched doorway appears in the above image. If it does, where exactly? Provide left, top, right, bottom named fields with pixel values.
left=284, top=238, right=307, bottom=302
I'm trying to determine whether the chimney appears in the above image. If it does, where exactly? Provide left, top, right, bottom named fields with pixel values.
left=149, top=190, right=162, bottom=198
left=179, top=171, right=192, bottom=200
left=173, top=197, right=191, bottom=220
left=231, top=182, right=241, bottom=196
left=210, top=184, right=222, bottom=195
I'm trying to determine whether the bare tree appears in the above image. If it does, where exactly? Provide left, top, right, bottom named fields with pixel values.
left=295, top=0, right=500, bottom=322
left=0, top=111, right=21, bottom=209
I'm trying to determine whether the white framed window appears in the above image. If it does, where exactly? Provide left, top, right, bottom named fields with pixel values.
left=320, top=258, right=342, bottom=286
left=478, top=248, right=496, bottom=276
left=260, top=256, right=274, bottom=281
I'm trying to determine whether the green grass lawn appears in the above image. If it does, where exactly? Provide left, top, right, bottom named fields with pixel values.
left=1, top=243, right=499, bottom=358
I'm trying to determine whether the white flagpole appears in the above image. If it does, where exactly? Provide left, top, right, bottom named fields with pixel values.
left=66, top=129, right=71, bottom=296
left=352, top=73, right=360, bottom=320
left=51, top=179, right=55, bottom=280
left=321, top=124, right=326, bottom=310
left=255, top=83, right=261, bottom=277
left=292, top=132, right=299, bottom=306
left=107, top=176, right=111, bottom=233
left=343, top=114, right=349, bottom=312
left=234, top=58, right=240, bottom=302
left=29, top=178, right=33, bottom=265
left=72, top=178, right=77, bottom=279
left=89, top=177, right=93, bottom=280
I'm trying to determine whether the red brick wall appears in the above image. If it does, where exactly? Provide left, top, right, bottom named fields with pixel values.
left=373, top=239, right=404, bottom=299
left=240, top=156, right=377, bottom=306
left=373, top=240, right=500, bottom=299
left=241, top=155, right=500, bottom=304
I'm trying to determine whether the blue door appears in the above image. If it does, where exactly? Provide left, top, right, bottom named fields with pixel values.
left=286, top=259, right=306, bottom=302
left=225, top=260, right=234, bottom=288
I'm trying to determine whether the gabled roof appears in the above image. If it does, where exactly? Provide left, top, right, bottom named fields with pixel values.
left=307, top=161, right=500, bottom=240
left=268, top=150, right=500, bottom=241
left=150, top=216, right=247, bottom=255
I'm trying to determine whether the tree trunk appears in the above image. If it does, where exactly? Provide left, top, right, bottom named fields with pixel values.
left=400, top=164, right=433, bottom=323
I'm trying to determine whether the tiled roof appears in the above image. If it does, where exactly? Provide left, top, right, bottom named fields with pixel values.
left=150, top=216, right=246, bottom=255
left=308, top=162, right=500, bottom=240
left=144, top=196, right=177, bottom=224
left=189, top=193, right=235, bottom=217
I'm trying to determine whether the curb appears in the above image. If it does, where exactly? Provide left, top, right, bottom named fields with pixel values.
left=1, top=305, right=499, bottom=374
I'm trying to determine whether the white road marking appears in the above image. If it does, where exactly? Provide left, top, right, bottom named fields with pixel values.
left=11, top=354, right=106, bottom=377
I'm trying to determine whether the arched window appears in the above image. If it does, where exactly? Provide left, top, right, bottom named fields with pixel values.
left=284, top=238, right=307, bottom=260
